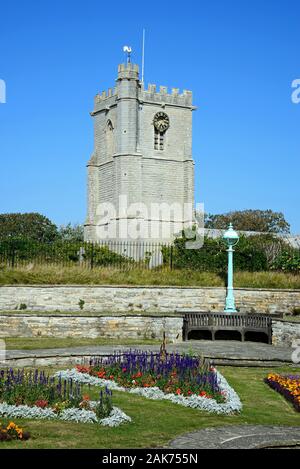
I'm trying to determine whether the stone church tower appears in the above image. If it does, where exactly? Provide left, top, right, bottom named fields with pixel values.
left=84, top=61, right=196, bottom=243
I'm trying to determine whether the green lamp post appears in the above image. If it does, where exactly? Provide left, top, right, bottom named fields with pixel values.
left=223, top=223, right=239, bottom=313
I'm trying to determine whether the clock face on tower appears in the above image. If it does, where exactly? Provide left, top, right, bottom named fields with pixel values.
left=153, top=112, right=170, bottom=132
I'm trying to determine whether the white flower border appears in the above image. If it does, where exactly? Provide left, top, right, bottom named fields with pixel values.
left=0, top=402, right=131, bottom=427
left=54, top=368, right=242, bottom=414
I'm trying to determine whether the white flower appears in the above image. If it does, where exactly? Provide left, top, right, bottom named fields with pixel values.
left=0, top=401, right=131, bottom=426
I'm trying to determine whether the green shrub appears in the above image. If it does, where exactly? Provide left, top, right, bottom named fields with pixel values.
left=292, top=307, right=300, bottom=316
left=0, top=213, right=58, bottom=242
left=0, top=238, right=132, bottom=268
left=272, top=250, right=300, bottom=274
left=163, top=235, right=268, bottom=272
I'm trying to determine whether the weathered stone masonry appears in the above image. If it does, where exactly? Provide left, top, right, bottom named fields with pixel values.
left=0, top=314, right=183, bottom=343
left=0, top=285, right=299, bottom=346
left=272, top=320, right=300, bottom=347
left=0, top=313, right=298, bottom=347
left=0, top=285, right=299, bottom=314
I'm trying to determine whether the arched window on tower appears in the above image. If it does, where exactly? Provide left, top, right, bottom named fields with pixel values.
left=105, top=119, right=114, bottom=157
left=154, top=128, right=165, bottom=150
left=153, top=112, right=169, bottom=151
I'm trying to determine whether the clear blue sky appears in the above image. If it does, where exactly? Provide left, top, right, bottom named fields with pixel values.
left=0, top=0, right=299, bottom=232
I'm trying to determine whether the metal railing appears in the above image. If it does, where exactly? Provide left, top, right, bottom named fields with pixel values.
left=0, top=239, right=173, bottom=270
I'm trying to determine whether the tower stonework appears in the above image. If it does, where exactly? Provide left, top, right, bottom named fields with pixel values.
left=84, top=62, right=196, bottom=243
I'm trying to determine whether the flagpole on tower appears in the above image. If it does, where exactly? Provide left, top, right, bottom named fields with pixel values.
left=141, top=28, right=145, bottom=83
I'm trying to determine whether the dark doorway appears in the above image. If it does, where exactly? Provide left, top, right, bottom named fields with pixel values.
left=188, top=330, right=213, bottom=340
left=214, top=330, right=242, bottom=341
left=245, top=331, right=269, bottom=344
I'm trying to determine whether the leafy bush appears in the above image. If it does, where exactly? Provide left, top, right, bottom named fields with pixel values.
left=162, top=235, right=268, bottom=272
left=0, top=213, right=58, bottom=242
left=272, top=250, right=300, bottom=274
left=0, top=238, right=132, bottom=268
left=204, top=209, right=290, bottom=234
left=58, top=223, right=84, bottom=242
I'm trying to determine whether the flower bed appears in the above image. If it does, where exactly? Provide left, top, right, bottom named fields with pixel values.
left=265, top=373, right=300, bottom=412
left=55, top=351, right=242, bottom=414
left=0, top=421, right=30, bottom=442
left=0, top=369, right=131, bottom=426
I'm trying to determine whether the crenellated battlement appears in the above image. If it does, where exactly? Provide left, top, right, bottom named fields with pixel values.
left=94, top=87, right=117, bottom=104
left=118, top=63, right=139, bottom=74
left=117, top=62, right=139, bottom=80
left=142, top=83, right=193, bottom=107
left=93, top=63, right=194, bottom=110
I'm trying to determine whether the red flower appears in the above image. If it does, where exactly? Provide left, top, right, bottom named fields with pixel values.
left=199, top=391, right=207, bottom=397
left=35, top=399, right=48, bottom=408
left=176, top=388, right=181, bottom=395
left=122, top=368, right=127, bottom=373
left=76, top=365, right=90, bottom=374
left=187, top=390, right=192, bottom=395
left=82, top=394, right=90, bottom=401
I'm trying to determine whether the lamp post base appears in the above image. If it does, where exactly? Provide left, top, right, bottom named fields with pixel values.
left=224, top=292, right=237, bottom=314
left=224, top=307, right=238, bottom=314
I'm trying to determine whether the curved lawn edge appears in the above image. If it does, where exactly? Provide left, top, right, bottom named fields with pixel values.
left=0, top=402, right=131, bottom=426
left=55, top=368, right=242, bottom=415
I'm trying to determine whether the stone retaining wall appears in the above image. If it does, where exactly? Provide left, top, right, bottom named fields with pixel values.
left=0, top=315, right=183, bottom=343
left=272, top=320, right=300, bottom=347
left=0, top=312, right=299, bottom=347
left=0, top=285, right=299, bottom=314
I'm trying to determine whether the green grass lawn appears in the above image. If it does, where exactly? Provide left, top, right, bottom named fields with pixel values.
left=4, top=337, right=160, bottom=350
left=0, top=366, right=299, bottom=449
left=0, top=265, right=300, bottom=289
left=280, top=315, right=300, bottom=323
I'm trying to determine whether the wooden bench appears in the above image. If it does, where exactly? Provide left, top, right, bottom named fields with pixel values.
left=183, top=312, right=272, bottom=344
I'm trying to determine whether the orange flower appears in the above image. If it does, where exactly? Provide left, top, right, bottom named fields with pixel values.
left=76, top=365, right=91, bottom=374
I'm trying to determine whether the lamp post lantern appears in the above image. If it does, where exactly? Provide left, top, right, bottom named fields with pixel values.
left=223, top=223, right=239, bottom=313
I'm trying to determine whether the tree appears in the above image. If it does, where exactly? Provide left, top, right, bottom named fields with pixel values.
left=204, top=209, right=290, bottom=234
left=0, top=213, right=59, bottom=242
left=58, top=223, right=84, bottom=242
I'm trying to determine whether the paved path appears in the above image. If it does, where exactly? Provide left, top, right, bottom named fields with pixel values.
left=169, top=425, right=300, bottom=449
left=4, top=340, right=299, bottom=367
